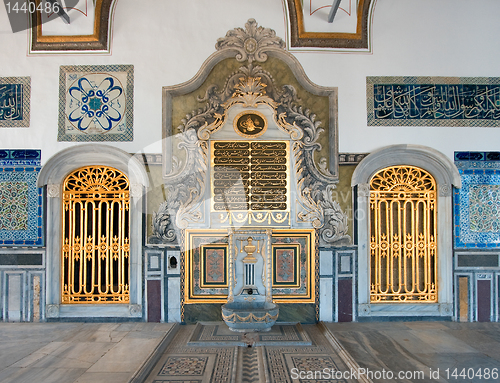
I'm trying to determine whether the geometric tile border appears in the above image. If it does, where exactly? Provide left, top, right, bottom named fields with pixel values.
left=187, top=323, right=312, bottom=347
left=145, top=323, right=363, bottom=383
left=0, top=77, right=30, bottom=127
left=159, top=356, right=208, bottom=376
left=58, top=65, right=133, bottom=142
left=0, top=150, right=43, bottom=246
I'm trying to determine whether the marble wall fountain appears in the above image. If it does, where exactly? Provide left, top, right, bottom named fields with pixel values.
left=221, top=229, right=279, bottom=332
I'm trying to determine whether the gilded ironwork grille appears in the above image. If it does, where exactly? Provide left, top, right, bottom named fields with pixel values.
left=369, top=166, right=437, bottom=303
left=61, top=166, right=130, bottom=304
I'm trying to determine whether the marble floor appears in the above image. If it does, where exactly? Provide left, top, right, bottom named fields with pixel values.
left=325, top=321, right=500, bottom=383
left=0, top=322, right=176, bottom=383
left=0, top=321, right=499, bottom=382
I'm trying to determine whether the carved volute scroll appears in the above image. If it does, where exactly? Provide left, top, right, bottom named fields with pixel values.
left=152, top=19, right=350, bottom=246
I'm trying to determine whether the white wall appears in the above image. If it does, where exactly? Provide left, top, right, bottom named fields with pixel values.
left=1, top=0, right=500, bottom=164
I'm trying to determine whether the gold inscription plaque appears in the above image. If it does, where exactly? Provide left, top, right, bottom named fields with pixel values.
left=211, top=141, right=290, bottom=216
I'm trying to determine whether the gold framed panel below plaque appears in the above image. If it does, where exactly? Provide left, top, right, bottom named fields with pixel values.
left=184, top=230, right=229, bottom=304
left=183, top=229, right=316, bottom=304
left=271, top=229, right=316, bottom=303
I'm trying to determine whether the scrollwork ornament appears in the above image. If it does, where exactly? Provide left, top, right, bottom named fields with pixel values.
left=215, top=18, right=285, bottom=63
left=439, top=303, right=453, bottom=316
left=150, top=201, right=177, bottom=243
left=129, top=304, right=142, bottom=317
left=358, top=183, right=370, bottom=197
left=320, top=185, right=351, bottom=245
left=47, top=184, right=60, bottom=198
left=439, top=183, right=451, bottom=197
left=130, top=183, right=143, bottom=198
left=359, top=304, right=371, bottom=315
left=46, top=304, right=59, bottom=318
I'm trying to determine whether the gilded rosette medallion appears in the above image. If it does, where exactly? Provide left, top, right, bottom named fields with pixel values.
left=233, top=110, right=267, bottom=138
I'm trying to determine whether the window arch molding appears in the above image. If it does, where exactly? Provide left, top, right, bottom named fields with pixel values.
left=38, top=144, right=148, bottom=319
left=351, top=144, right=461, bottom=319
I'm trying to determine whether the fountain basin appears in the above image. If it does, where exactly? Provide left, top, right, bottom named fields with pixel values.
left=222, top=301, right=279, bottom=332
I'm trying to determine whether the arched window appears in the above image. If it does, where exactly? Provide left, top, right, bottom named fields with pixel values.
left=61, top=166, right=130, bottom=304
left=352, top=145, right=460, bottom=319
left=369, top=166, right=437, bottom=303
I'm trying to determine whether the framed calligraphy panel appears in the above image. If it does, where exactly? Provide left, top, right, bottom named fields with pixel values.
left=58, top=65, right=133, bottom=142
left=367, top=77, right=500, bottom=127
left=0, top=77, right=30, bottom=128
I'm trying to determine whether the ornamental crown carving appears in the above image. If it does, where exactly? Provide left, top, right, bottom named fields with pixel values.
left=215, top=19, right=285, bottom=63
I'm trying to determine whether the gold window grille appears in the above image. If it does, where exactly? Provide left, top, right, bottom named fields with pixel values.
left=369, top=166, right=437, bottom=303
left=61, top=166, right=130, bottom=304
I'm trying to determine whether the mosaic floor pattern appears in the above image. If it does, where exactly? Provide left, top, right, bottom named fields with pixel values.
left=187, top=322, right=312, bottom=347
left=145, top=322, right=369, bottom=383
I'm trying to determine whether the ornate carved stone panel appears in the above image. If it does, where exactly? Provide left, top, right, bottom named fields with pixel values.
left=153, top=19, right=350, bottom=247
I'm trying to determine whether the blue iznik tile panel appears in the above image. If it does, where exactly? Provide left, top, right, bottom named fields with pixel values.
left=367, top=77, right=500, bottom=127
left=58, top=65, right=133, bottom=142
left=0, top=150, right=43, bottom=246
left=0, top=77, right=30, bottom=127
left=454, top=152, right=500, bottom=248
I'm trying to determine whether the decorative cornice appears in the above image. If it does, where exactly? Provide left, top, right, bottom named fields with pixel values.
left=133, top=153, right=162, bottom=166
left=339, top=153, right=369, bottom=165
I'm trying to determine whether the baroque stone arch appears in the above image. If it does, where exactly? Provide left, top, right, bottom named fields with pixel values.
left=352, top=144, right=461, bottom=319
left=155, top=19, right=350, bottom=247
left=38, top=144, right=148, bottom=319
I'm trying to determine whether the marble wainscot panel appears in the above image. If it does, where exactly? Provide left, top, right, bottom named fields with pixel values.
left=0, top=150, right=43, bottom=246
left=58, top=65, right=133, bottom=142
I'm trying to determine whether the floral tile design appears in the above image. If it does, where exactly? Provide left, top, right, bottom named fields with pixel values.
left=454, top=151, right=500, bottom=248
left=58, top=65, right=133, bottom=142
left=0, top=150, right=43, bottom=246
